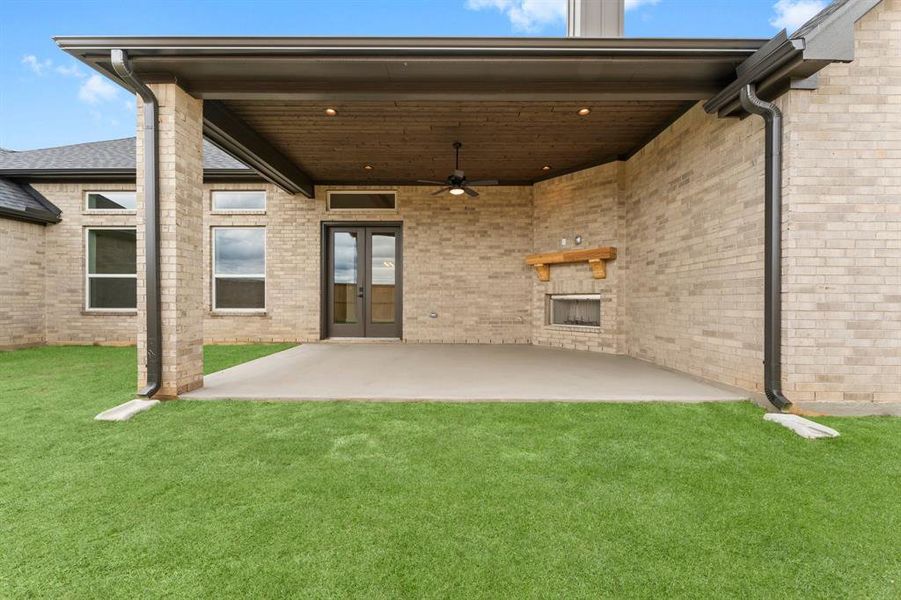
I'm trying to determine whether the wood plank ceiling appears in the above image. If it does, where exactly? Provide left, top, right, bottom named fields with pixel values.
left=223, top=100, right=690, bottom=184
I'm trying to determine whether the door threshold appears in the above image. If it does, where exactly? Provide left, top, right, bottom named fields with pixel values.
left=320, top=337, right=402, bottom=344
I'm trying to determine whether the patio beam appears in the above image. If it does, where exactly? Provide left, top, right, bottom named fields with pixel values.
left=183, top=82, right=721, bottom=103
left=202, top=100, right=314, bottom=197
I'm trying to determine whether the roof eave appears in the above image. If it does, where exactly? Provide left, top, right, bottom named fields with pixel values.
left=0, top=205, right=61, bottom=225
left=704, top=0, right=883, bottom=117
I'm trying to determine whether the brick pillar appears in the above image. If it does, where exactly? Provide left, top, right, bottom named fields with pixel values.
left=136, top=83, right=204, bottom=397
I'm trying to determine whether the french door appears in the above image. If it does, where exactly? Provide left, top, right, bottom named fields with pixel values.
left=325, top=225, right=402, bottom=338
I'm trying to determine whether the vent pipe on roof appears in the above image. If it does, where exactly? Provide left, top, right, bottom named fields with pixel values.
left=739, top=83, right=791, bottom=412
left=567, top=0, right=624, bottom=37
left=111, top=49, right=162, bottom=400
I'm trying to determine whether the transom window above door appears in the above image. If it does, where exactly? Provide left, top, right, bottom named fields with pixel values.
left=85, top=191, right=136, bottom=211
left=327, top=191, right=396, bottom=211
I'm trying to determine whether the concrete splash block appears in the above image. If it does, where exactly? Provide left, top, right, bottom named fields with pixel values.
left=95, top=399, right=160, bottom=422
left=764, top=413, right=840, bottom=439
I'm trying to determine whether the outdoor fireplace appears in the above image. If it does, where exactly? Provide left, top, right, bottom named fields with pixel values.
left=547, top=294, right=601, bottom=328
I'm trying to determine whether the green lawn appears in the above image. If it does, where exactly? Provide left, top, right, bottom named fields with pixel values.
left=0, top=345, right=899, bottom=599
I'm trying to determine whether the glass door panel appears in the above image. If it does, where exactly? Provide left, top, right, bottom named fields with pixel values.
left=328, top=228, right=364, bottom=337
left=370, top=233, right=396, bottom=324
left=333, top=231, right=359, bottom=324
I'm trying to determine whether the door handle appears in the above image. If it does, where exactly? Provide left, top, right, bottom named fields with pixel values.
left=357, top=286, right=364, bottom=298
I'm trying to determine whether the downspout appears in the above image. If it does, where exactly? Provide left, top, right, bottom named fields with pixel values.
left=739, top=84, right=791, bottom=411
left=111, top=49, right=161, bottom=399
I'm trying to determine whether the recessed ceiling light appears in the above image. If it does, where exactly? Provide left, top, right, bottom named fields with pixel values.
left=541, top=165, right=552, bottom=171
left=578, top=107, right=591, bottom=116
left=363, top=164, right=374, bottom=171
left=324, top=108, right=338, bottom=116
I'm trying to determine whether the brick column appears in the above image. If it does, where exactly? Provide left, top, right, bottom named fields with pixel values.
left=136, top=83, right=204, bottom=397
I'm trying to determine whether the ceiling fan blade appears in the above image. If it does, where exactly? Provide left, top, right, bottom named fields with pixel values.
left=417, top=179, right=446, bottom=185
left=432, top=187, right=450, bottom=196
left=465, top=179, right=498, bottom=186
left=463, top=187, right=479, bottom=198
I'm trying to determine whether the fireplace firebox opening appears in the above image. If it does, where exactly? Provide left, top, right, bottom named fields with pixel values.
left=547, top=294, right=601, bottom=328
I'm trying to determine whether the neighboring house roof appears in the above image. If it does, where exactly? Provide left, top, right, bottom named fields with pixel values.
left=0, top=137, right=255, bottom=224
left=0, top=178, right=62, bottom=224
left=0, top=137, right=253, bottom=179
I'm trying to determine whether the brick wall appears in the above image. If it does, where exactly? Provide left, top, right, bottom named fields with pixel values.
left=622, top=104, right=772, bottom=393
left=32, top=182, right=137, bottom=345
left=0, top=218, right=46, bottom=348
left=138, top=84, right=205, bottom=396
left=21, top=181, right=533, bottom=347
left=204, top=183, right=533, bottom=344
left=780, top=0, right=901, bottom=407
left=530, top=162, right=625, bottom=353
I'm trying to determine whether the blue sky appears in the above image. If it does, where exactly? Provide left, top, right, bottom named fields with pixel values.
left=1, top=0, right=828, bottom=150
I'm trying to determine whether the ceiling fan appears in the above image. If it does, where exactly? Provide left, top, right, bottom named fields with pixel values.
left=417, top=142, right=498, bottom=197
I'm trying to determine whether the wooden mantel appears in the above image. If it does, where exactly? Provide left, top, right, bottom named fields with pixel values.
left=525, top=247, right=617, bottom=281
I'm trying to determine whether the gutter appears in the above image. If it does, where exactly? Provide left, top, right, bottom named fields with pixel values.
left=111, top=49, right=161, bottom=399
left=739, top=84, right=791, bottom=411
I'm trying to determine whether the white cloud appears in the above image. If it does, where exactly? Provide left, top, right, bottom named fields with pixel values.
left=466, top=0, right=660, bottom=31
left=465, top=0, right=566, bottom=32
left=78, top=74, right=119, bottom=104
left=625, top=0, right=660, bottom=10
left=770, top=0, right=826, bottom=32
left=22, top=55, right=52, bottom=75
left=56, top=63, right=85, bottom=78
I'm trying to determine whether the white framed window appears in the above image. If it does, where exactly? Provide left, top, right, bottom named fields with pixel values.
left=85, top=228, right=137, bottom=311
left=212, top=227, right=266, bottom=311
left=327, top=190, right=396, bottom=212
left=84, top=191, right=136, bottom=212
left=211, top=190, right=266, bottom=213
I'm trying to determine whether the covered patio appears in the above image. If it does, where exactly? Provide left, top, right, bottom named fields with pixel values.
left=183, top=344, right=746, bottom=402
left=54, top=32, right=835, bottom=404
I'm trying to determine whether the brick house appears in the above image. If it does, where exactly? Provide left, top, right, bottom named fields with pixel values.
left=0, top=0, right=898, bottom=414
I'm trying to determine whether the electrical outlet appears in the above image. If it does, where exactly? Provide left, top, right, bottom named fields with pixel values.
left=561, top=238, right=567, bottom=247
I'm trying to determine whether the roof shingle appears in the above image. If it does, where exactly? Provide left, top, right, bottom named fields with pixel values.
left=0, top=137, right=250, bottom=172
left=0, top=178, right=61, bottom=224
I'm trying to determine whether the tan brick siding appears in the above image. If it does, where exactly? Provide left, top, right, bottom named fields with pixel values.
left=622, top=103, right=771, bottom=393
left=19, top=181, right=533, bottom=348
left=0, top=218, right=46, bottom=348
left=32, top=182, right=137, bottom=346
left=530, top=162, right=625, bottom=353
left=781, top=0, right=901, bottom=405
left=137, top=84, right=206, bottom=396
left=204, top=183, right=533, bottom=344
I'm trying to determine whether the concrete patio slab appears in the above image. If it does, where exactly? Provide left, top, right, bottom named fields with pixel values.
left=182, top=344, right=748, bottom=402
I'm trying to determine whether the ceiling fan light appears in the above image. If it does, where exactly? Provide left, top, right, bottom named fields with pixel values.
left=449, top=187, right=466, bottom=196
